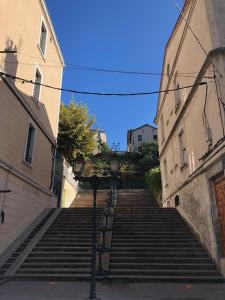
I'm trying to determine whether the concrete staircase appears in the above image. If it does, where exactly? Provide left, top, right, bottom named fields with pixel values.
left=108, top=190, right=224, bottom=283
left=0, top=191, right=106, bottom=280
left=0, top=189, right=224, bottom=283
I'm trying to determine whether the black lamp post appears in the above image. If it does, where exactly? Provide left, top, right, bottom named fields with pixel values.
left=73, top=155, right=100, bottom=300
left=73, top=153, right=121, bottom=299
left=108, top=152, right=120, bottom=193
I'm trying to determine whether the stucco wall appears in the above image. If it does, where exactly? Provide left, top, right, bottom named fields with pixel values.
left=0, top=166, right=56, bottom=256
left=0, top=0, right=63, bottom=254
left=156, top=0, right=225, bottom=263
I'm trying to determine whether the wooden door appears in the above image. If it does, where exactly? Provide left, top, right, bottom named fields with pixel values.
left=213, top=174, right=225, bottom=256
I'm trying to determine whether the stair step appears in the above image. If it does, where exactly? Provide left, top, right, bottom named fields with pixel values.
left=107, top=275, right=225, bottom=283
left=110, top=257, right=212, bottom=263
left=16, top=268, right=91, bottom=274
left=109, top=269, right=220, bottom=276
left=110, top=252, right=209, bottom=257
left=110, top=263, right=216, bottom=270
left=21, top=262, right=91, bottom=269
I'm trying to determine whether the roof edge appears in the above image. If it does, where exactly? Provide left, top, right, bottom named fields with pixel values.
left=40, top=0, right=65, bottom=67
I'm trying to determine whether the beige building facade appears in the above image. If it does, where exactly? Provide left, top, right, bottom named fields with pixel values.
left=155, top=0, right=225, bottom=273
left=0, top=0, right=64, bottom=255
left=127, top=124, right=157, bottom=152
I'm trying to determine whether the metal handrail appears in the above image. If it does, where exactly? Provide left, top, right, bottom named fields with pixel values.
left=97, top=177, right=118, bottom=274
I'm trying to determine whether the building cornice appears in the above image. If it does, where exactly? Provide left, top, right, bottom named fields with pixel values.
left=155, top=0, right=195, bottom=123
left=39, top=0, right=65, bottom=67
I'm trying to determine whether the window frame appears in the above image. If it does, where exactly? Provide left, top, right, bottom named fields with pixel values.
left=163, top=158, right=168, bottom=187
left=160, top=115, right=165, bottom=144
left=38, top=18, right=48, bottom=57
left=173, top=72, right=181, bottom=111
left=138, top=134, right=143, bottom=142
left=178, top=129, right=188, bottom=169
left=32, top=66, right=42, bottom=102
left=24, top=120, right=37, bottom=166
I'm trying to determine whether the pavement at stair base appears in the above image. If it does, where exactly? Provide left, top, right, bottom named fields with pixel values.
left=0, top=281, right=225, bottom=300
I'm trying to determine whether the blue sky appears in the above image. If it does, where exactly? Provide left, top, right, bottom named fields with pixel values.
left=46, top=0, right=183, bottom=150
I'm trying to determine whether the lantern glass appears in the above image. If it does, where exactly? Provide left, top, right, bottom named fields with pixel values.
left=109, top=155, right=120, bottom=174
left=73, top=155, right=85, bottom=177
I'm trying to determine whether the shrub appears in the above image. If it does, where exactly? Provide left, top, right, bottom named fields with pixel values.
left=145, top=167, right=162, bottom=205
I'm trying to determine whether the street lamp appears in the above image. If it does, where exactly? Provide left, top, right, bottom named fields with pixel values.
left=108, top=152, right=120, bottom=194
left=72, top=155, right=86, bottom=177
left=73, top=155, right=100, bottom=300
left=108, top=152, right=120, bottom=175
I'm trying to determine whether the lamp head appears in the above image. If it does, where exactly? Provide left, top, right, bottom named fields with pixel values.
left=108, top=152, right=120, bottom=174
left=73, top=155, right=86, bottom=178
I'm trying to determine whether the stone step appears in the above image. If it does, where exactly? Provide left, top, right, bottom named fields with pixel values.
left=16, top=268, right=91, bottom=274
left=37, top=242, right=92, bottom=247
left=107, top=275, right=225, bottom=283
left=109, top=269, right=220, bottom=276
left=111, top=247, right=205, bottom=253
left=110, top=257, right=211, bottom=263
left=10, top=274, right=91, bottom=280
left=28, top=252, right=91, bottom=257
left=112, top=238, right=197, bottom=242
left=21, top=262, right=91, bottom=269
left=110, top=263, right=216, bottom=270
left=25, top=257, right=91, bottom=263
left=110, top=251, right=209, bottom=257
left=110, top=242, right=201, bottom=247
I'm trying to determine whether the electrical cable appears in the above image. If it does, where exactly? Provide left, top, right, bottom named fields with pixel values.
left=11, top=51, right=215, bottom=78
left=172, top=0, right=225, bottom=135
left=171, top=0, right=208, bottom=57
left=0, top=71, right=209, bottom=97
left=202, top=82, right=209, bottom=128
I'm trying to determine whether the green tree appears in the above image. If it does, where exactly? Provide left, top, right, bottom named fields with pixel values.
left=145, top=167, right=162, bottom=205
left=57, top=101, right=96, bottom=164
left=138, top=142, right=159, bottom=172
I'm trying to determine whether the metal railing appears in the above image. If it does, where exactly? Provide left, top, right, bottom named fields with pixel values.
left=97, top=176, right=117, bottom=275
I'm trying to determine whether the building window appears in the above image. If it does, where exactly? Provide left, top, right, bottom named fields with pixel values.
left=39, top=21, right=47, bottom=55
left=167, top=64, right=170, bottom=78
left=174, top=73, right=181, bottom=110
left=138, top=135, right=142, bottom=141
left=163, top=159, right=168, bottom=186
left=25, top=123, right=36, bottom=165
left=153, top=135, right=157, bottom=140
left=33, top=68, right=42, bottom=101
left=178, top=129, right=187, bottom=168
left=160, top=115, right=165, bottom=143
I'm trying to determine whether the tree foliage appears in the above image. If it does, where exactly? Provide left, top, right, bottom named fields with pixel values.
left=145, top=167, right=162, bottom=205
left=137, top=142, right=159, bottom=172
left=57, top=101, right=96, bottom=164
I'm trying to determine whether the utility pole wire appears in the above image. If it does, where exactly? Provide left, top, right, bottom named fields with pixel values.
left=171, top=0, right=208, bottom=56
left=0, top=71, right=209, bottom=97
left=171, top=0, right=222, bottom=77
left=3, top=57, right=214, bottom=79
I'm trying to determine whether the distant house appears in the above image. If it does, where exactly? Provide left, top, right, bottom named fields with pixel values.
left=127, top=124, right=157, bottom=152
left=92, top=130, right=107, bottom=154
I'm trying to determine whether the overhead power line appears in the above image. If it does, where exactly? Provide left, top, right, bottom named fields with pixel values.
left=3, top=59, right=214, bottom=79
left=0, top=71, right=209, bottom=97
left=11, top=51, right=214, bottom=78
